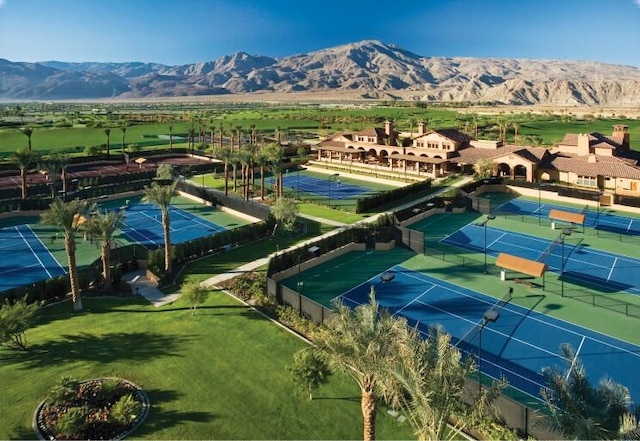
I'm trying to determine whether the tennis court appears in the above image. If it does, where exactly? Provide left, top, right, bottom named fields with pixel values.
left=0, top=224, right=66, bottom=293
left=116, top=202, right=228, bottom=247
left=268, top=173, right=374, bottom=201
left=442, top=224, right=640, bottom=295
left=496, top=198, right=640, bottom=236
left=335, top=266, right=640, bottom=402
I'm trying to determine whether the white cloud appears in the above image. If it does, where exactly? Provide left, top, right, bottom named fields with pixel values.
left=0, top=0, right=5, bottom=7
left=637, top=0, right=640, bottom=7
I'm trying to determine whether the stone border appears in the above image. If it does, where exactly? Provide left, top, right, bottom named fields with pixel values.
left=33, top=377, right=150, bottom=441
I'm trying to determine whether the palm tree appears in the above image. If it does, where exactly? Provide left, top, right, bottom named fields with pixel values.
left=10, top=149, right=36, bottom=200
left=143, top=182, right=176, bottom=273
left=82, top=210, right=124, bottom=292
left=187, top=127, right=196, bottom=154
left=255, top=150, right=269, bottom=200
left=512, top=121, right=520, bottom=146
left=40, top=155, right=63, bottom=199
left=263, top=142, right=285, bottom=198
left=540, top=343, right=631, bottom=440
left=40, top=198, right=93, bottom=312
left=21, top=126, right=34, bottom=151
left=387, top=324, right=502, bottom=441
left=238, top=147, right=253, bottom=200
left=313, top=288, right=407, bottom=441
left=120, top=124, right=127, bottom=153
left=216, top=147, right=233, bottom=196
left=103, top=128, right=111, bottom=158
left=229, top=150, right=240, bottom=193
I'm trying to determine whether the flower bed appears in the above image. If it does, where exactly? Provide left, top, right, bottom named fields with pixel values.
left=34, top=377, right=150, bottom=440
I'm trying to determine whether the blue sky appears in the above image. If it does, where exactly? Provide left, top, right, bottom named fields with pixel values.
left=1, top=0, right=639, bottom=67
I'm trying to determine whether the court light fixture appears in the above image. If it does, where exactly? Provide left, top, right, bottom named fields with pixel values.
left=380, top=271, right=395, bottom=283
left=560, top=228, right=572, bottom=297
left=478, top=307, right=500, bottom=394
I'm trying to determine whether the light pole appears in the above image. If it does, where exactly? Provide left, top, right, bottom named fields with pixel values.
left=478, top=308, right=499, bottom=394
left=560, top=228, right=572, bottom=297
left=477, top=213, right=496, bottom=273
left=327, top=173, right=339, bottom=208
left=595, top=191, right=602, bottom=236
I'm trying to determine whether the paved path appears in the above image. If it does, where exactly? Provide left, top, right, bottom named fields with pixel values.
left=122, top=270, right=180, bottom=308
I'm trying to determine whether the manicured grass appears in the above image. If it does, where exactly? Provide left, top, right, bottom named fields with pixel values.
left=0, top=295, right=413, bottom=440
left=297, top=203, right=366, bottom=223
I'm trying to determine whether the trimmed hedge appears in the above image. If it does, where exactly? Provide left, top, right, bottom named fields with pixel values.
left=355, top=179, right=432, bottom=213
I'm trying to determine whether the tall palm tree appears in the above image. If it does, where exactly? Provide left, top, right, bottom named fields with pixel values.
left=255, top=151, right=269, bottom=200
left=188, top=127, right=196, bottom=154
left=120, top=124, right=127, bottom=153
left=40, top=155, right=63, bottom=199
left=216, top=147, right=233, bottom=196
left=238, top=147, right=253, bottom=200
left=21, top=126, right=34, bottom=151
left=82, top=210, right=124, bottom=292
left=103, top=128, right=111, bottom=158
left=313, top=288, right=407, bottom=441
left=229, top=150, right=240, bottom=193
left=143, top=182, right=176, bottom=273
left=10, top=148, right=36, bottom=200
left=263, top=143, right=285, bottom=198
left=540, top=343, right=631, bottom=440
left=512, top=121, right=520, bottom=146
left=40, top=198, right=93, bottom=312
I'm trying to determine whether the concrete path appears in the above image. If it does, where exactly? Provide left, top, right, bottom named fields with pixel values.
left=122, top=270, right=180, bottom=308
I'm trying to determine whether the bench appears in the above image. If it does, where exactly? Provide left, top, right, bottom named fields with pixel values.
left=514, top=278, right=533, bottom=288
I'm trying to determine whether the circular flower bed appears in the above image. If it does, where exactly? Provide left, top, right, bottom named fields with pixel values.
left=34, top=377, right=150, bottom=440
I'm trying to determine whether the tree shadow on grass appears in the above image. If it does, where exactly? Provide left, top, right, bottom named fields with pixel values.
left=131, top=388, right=217, bottom=437
left=8, top=332, right=194, bottom=370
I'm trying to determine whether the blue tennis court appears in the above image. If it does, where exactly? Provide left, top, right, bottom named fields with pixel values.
left=442, top=224, right=640, bottom=295
left=497, top=198, right=640, bottom=236
left=118, top=202, right=228, bottom=247
left=268, top=174, right=373, bottom=200
left=0, top=224, right=66, bottom=293
left=335, top=266, right=640, bottom=402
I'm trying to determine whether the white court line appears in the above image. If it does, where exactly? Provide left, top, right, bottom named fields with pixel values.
left=25, top=225, right=66, bottom=274
left=607, top=258, right=618, bottom=281
left=565, top=336, right=587, bottom=382
left=488, top=232, right=506, bottom=249
left=15, top=226, right=57, bottom=278
left=628, top=219, right=634, bottom=232
left=0, top=262, right=42, bottom=277
left=392, top=285, right=436, bottom=317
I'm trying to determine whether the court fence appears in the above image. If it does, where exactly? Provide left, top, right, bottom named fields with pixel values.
left=176, top=180, right=271, bottom=221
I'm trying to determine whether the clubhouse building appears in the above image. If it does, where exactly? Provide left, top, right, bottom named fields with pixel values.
left=313, top=122, right=640, bottom=196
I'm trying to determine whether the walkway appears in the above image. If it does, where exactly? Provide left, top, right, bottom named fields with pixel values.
left=122, top=270, right=180, bottom=308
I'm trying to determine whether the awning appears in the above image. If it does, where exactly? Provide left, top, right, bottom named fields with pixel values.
left=134, top=157, right=147, bottom=164
left=548, top=209, right=585, bottom=225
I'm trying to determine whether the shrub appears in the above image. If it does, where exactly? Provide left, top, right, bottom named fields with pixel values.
left=110, top=394, right=142, bottom=425
left=47, top=376, right=80, bottom=404
left=55, top=406, right=88, bottom=436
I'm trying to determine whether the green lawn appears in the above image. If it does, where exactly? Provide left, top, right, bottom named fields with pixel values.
left=0, top=295, right=412, bottom=440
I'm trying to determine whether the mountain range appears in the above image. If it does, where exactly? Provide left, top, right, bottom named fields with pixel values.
left=2, top=40, right=640, bottom=105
